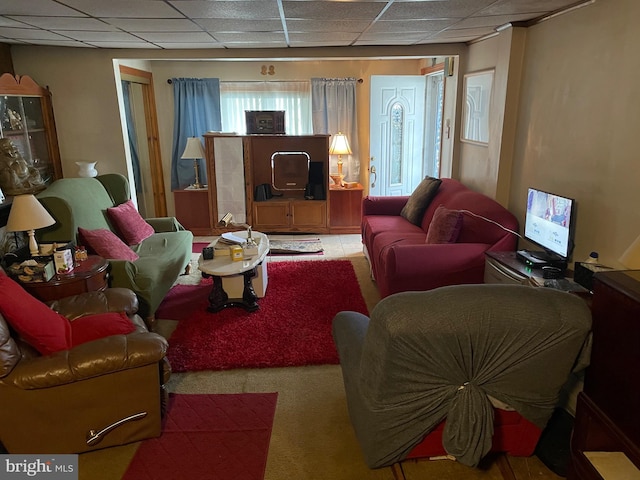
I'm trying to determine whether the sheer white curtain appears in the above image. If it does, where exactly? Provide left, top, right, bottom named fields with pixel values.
left=311, top=78, right=360, bottom=182
left=220, top=81, right=312, bottom=135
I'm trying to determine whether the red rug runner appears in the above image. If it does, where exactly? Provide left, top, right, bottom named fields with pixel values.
left=123, top=393, right=277, bottom=480
left=163, top=260, right=368, bottom=372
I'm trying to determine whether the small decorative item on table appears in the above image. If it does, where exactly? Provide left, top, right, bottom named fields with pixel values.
left=53, top=243, right=75, bottom=274
left=7, top=259, right=55, bottom=283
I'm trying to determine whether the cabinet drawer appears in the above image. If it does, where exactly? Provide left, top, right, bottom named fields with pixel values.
left=484, top=257, right=528, bottom=285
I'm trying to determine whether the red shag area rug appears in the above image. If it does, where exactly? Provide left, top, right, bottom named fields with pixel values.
left=164, top=260, right=368, bottom=372
left=123, top=393, right=277, bottom=480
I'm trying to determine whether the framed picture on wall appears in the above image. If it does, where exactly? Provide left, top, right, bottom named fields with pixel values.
left=461, top=69, right=494, bottom=146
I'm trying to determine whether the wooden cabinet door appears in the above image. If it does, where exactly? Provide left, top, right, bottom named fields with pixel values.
left=253, top=202, right=290, bottom=229
left=291, top=200, right=326, bottom=228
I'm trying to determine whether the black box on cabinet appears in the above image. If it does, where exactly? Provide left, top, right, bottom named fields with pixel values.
left=245, top=111, right=285, bottom=134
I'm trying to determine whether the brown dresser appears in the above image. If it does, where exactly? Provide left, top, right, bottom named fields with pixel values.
left=567, top=270, right=640, bottom=479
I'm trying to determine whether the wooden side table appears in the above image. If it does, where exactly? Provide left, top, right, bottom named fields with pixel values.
left=20, top=255, right=110, bottom=303
left=329, top=184, right=363, bottom=234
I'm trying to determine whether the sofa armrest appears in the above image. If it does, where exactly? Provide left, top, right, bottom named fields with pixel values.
left=146, top=217, right=185, bottom=233
left=2, top=332, right=168, bottom=390
left=49, top=288, right=139, bottom=321
left=332, top=311, right=370, bottom=371
left=362, top=196, right=409, bottom=216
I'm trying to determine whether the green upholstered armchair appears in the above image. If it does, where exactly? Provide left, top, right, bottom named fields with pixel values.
left=36, top=174, right=193, bottom=327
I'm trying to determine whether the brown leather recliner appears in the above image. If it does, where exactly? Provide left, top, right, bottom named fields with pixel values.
left=0, top=288, right=171, bottom=454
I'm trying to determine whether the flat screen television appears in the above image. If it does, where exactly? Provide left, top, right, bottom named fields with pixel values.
left=519, top=187, right=576, bottom=267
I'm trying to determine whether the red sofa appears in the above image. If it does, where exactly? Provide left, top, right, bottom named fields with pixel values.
left=362, top=178, right=518, bottom=298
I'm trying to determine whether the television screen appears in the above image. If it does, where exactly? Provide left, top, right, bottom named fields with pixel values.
left=270, top=151, right=310, bottom=191
left=524, top=188, right=575, bottom=259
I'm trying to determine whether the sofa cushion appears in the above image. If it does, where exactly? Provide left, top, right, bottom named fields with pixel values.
left=79, top=227, right=140, bottom=261
left=400, top=176, right=442, bottom=226
left=107, top=200, right=155, bottom=245
left=70, top=311, right=136, bottom=346
left=0, top=273, right=72, bottom=355
left=426, top=206, right=463, bottom=244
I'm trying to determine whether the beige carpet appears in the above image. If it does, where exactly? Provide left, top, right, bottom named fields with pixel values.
left=77, top=256, right=561, bottom=480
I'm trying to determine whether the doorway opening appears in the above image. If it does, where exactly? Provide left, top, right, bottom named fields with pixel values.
left=119, top=65, right=166, bottom=218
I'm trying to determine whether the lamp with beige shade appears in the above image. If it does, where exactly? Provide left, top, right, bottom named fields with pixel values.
left=329, top=132, right=352, bottom=187
left=6, top=194, right=56, bottom=257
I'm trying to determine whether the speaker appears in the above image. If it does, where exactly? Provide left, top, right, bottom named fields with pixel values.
left=306, top=162, right=325, bottom=200
left=308, top=162, right=324, bottom=184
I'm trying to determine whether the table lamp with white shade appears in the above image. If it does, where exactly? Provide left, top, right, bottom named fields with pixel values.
left=329, top=132, right=352, bottom=187
left=6, top=194, right=56, bottom=257
left=181, top=137, right=206, bottom=189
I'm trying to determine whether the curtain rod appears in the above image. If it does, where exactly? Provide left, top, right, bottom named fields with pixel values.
left=167, top=78, right=364, bottom=84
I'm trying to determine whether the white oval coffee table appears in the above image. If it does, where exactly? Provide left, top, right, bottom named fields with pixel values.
left=198, top=230, right=269, bottom=312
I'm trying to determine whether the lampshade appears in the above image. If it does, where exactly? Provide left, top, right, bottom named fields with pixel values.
left=6, top=194, right=55, bottom=233
left=329, top=132, right=352, bottom=156
left=181, top=137, right=206, bottom=159
left=619, top=234, right=640, bottom=269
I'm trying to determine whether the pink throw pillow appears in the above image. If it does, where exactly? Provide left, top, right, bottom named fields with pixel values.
left=426, top=205, right=464, bottom=244
left=107, top=200, right=154, bottom=245
left=70, top=311, right=136, bottom=346
left=78, top=228, right=139, bottom=261
left=0, top=273, right=72, bottom=355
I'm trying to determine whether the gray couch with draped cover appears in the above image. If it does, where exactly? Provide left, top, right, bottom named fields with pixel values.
left=332, top=284, right=592, bottom=468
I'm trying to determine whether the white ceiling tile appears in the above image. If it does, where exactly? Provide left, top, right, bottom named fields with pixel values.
left=8, top=16, right=119, bottom=31
left=59, top=0, right=184, bottom=18
left=282, top=1, right=385, bottom=20
left=0, top=27, right=70, bottom=40
left=84, top=41, right=161, bottom=48
left=170, top=1, right=281, bottom=19
left=0, top=0, right=86, bottom=16
left=61, top=31, right=142, bottom=41
left=104, top=18, right=202, bottom=32
left=286, top=19, right=372, bottom=33
left=154, top=42, right=225, bottom=49
left=195, top=18, right=283, bottom=32
left=213, top=31, right=286, bottom=42
left=135, top=31, right=215, bottom=42
left=366, top=19, right=456, bottom=33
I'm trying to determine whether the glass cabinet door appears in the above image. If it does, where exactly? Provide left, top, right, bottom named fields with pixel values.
left=0, top=74, right=62, bottom=187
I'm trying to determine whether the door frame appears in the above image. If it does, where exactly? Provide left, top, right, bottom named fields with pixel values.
left=119, top=65, right=167, bottom=217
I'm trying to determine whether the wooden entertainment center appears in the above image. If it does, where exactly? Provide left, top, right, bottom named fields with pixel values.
left=173, top=133, right=363, bottom=235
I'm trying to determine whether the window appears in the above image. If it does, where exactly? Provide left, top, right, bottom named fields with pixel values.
left=220, top=81, right=312, bottom=135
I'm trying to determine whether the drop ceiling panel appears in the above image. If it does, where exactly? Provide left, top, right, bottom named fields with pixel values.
left=0, top=0, right=594, bottom=49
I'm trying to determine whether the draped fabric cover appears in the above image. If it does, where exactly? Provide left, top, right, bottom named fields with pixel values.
left=170, top=78, right=222, bottom=190
left=311, top=78, right=360, bottom=182
left=332, top=284, right=592, bottom=468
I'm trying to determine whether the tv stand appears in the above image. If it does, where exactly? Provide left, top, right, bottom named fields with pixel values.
left=516, top=249, right=567, bottom=270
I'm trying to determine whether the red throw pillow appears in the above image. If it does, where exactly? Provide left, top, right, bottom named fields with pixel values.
left=107, top=200, right=155, bottom=245
left=0, top=273, right=71, bottom=355
left=70, top=311, right=136, bottom=346
left=78, top=228, right=139, bottom=261
left=426, top=205, right=464, bottom=244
